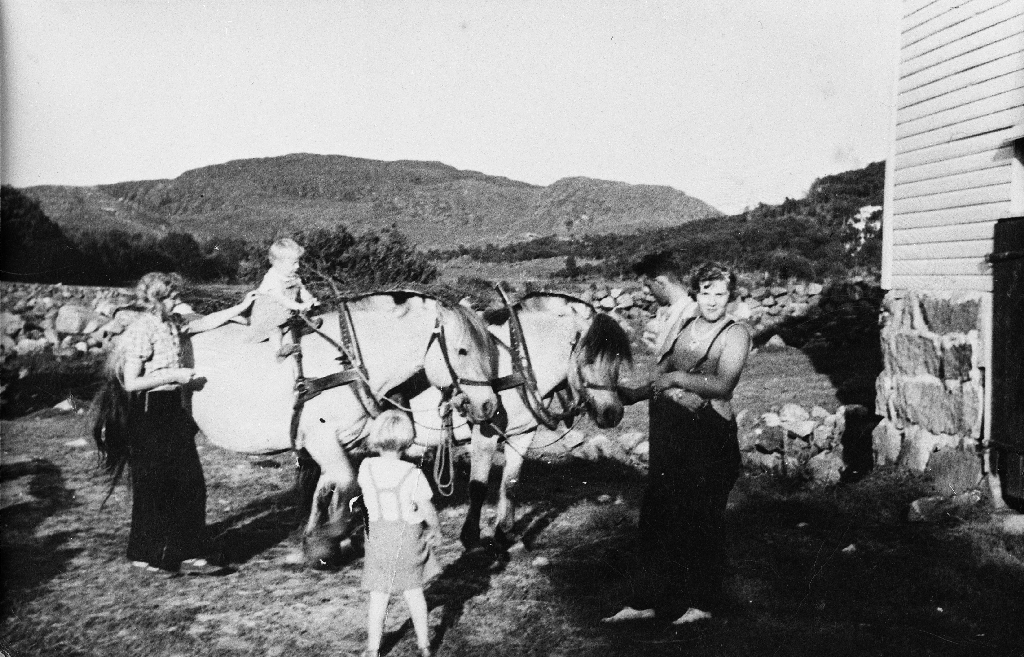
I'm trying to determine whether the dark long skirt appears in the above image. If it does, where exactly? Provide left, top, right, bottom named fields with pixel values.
left=125, top=390, right=209, bottom=570
left=626, top=395, right=741, bottom=618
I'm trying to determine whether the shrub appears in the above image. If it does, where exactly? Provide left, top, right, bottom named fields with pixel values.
left=1, top=186, right=87, bottom=283
left=295, top=225, right=438, bottom=297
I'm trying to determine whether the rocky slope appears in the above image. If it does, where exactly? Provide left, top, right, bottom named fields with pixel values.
left=21, top=154, right=721, bottom=248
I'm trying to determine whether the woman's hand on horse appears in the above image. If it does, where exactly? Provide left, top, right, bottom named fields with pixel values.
left=241, top=290, right=259, bottom=307
left=168, top=368, right=206, bottom=389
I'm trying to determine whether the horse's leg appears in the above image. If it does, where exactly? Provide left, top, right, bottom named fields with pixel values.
left=460, top=426, right=497, bottom=550
left=300, top=425, right=358, bottom=568
left=294, top=448, right=321, bottom=527
left=493, top=431, right=534, bottom=551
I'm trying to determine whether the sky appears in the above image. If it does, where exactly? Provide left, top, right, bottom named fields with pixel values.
left=1, top=1, right=899, bottom=215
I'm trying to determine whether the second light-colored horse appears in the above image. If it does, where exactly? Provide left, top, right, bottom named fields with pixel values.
left=449, top=292, right=634, bottom=550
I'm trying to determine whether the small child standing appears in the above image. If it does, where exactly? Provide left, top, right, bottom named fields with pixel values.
left=247, top=237, right=319, bottom=358
left=358, top=410, right=442, bottom=657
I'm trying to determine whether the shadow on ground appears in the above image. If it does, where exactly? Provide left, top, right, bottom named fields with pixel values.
left=0, top=458, right=80, bottom=616
left=541, top=468, right=1024, bottom=657
left=378, top=456, right=647, bottom=655
left=207, top=486, right=302, bottom=566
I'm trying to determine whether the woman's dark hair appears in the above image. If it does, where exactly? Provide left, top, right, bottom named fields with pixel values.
left=92, top=379, right=132, bottom=505
left=632, top=251, right=682, bottom=283
left=689, top=262, right=738, bottom=301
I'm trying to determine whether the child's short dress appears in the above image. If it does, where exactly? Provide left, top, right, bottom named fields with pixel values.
left=246, top=269, right=305, bottom=344
left=358, top=458, right=440, bottom=593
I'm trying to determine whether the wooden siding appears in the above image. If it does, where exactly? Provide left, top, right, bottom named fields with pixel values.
left=893, top=164, right=1011, bottom=199
left=898, top=27, right=1024, bottom=95
left=899, top=48, right=1024, bottom=109
left=899, top=6, right=1024, bottom=78
left=892, top=257, right=993, bottom=276
left=884, top=0, right=1024, bottom=293
left=892, top=220, right=997, bottom=243
left=893, top=145, right=1014, bottom=185
left=894, top=239, right=993, bottom=259
left=902, top=0, right=1010, bottom=47
left=900, top=0, right=1023, bottom=66
left=891, top=274, right=994, bottom=291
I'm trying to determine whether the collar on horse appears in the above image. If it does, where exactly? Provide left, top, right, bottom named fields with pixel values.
left=492, top=285, right=615, bottom=433
left=287, top=305, right=383, bottom=453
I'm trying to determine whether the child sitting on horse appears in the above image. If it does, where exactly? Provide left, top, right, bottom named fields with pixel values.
left=246, top=237, right=319, bottom=359
left=358, top=410, right=442, bottom=657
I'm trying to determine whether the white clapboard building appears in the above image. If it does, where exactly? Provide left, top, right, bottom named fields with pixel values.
left=876, top=0, right=1023, bottom=506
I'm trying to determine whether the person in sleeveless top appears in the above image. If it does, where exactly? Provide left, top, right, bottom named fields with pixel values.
left=358, top=410, right=442, bottom=657
left=603, top=257, right=751, bottom=626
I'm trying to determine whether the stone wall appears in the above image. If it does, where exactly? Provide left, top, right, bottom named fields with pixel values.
left=0, top=283, right=136, bottom=358
left=576, top=279, right=831, bottom=335
left=873, top=290, right=985, bottom=489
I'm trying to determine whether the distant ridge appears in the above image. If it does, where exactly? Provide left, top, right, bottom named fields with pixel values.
left=20, top=154, right=722, bottom=248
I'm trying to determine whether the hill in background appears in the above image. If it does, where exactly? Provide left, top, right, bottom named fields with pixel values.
left=442, top=161, right=886, bottom=282
left=20, top=154, right=721, bottom=248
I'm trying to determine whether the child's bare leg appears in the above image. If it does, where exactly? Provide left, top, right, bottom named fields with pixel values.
left=366, top=591, right=390, bottom=655
left=403, top=587, right=430, bottom=650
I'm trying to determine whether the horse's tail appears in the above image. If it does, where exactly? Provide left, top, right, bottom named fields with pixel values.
left=92, top=377, right=133, bottom=507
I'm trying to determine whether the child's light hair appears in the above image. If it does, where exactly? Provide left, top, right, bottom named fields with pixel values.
left=268, top=238, right=305, bottom=264
left=366, top=410, right=416, bottom=453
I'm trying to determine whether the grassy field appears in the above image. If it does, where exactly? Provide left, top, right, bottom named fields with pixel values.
left=2, top=347, right=1023, bottom=657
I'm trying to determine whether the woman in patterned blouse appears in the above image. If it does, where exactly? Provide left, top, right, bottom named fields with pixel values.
left=94, top=272, right=256, bottom=575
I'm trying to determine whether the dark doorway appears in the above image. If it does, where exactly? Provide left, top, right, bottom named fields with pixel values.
left=990, top=215, right=1024, bottom=510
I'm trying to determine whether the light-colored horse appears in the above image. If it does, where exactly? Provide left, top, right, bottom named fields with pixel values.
left=452, top=292, right=633, bottom=550
left=187, top=291, right=499, bottom=562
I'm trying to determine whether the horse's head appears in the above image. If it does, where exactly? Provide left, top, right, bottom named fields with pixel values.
left=566, top=312, right=633, bottom=428
left=424, top=302, right=500, bottom=423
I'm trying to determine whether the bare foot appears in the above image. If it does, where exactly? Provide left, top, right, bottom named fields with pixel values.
left=601, top=606, right=656, bottom=623
left=671, top=607, right=712, bottom=624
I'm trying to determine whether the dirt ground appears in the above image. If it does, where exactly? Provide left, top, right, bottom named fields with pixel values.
left=2, top=348, right=1023, bottom=657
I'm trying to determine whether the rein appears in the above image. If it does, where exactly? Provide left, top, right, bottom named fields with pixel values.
left=429, top=315, right=496, bottom=394
left=291, top=303, right=487, bottom=497
left=488, top=285, right=612, bottom=434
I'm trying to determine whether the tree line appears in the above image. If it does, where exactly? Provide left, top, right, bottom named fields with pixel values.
left=0, top=185, right=437, bottom=292
left=431, top=161, right=885, bottom=282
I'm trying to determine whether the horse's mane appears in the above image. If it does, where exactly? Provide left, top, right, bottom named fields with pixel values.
left=482, top=291, right=595, bottom=326
left=445, top=302, right=498, bottom=370
left=519, top=291, right=595, bottom=313
left=578, top=312, right=633, bottom=365
left=482, top=290, right=631, bottom=365
left=341, top=289, right=437, bottom=310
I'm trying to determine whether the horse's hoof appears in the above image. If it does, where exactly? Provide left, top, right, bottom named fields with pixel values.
left=493, top=527, right=516, bottom=553
left=460, top=526, right=481, bottom=551
left=303, top=534, right=343, bottom=571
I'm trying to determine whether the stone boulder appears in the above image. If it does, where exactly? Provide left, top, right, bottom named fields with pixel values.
left=806, top=448, right=844, bottom=486
left=54, top=304, right=93, bottom=334
left=925, top=448, right=982, bottom=496
left=0, top=312, right=25, bottom=336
